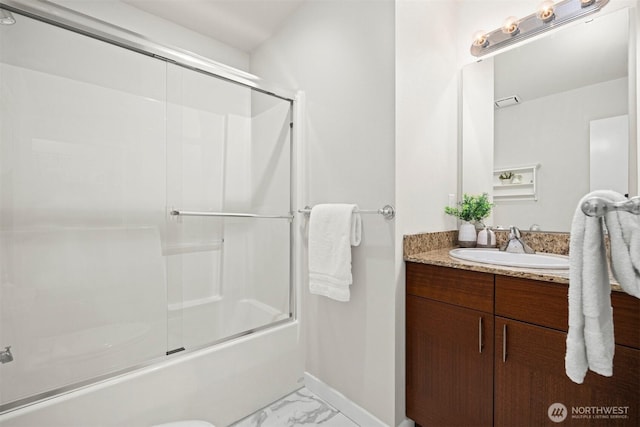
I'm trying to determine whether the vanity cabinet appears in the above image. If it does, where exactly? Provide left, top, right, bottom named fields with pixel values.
left=406, top=263, right=494, bottom=427
left=495, top=275, right=640, bottom=427
left=406, top=262, right=640, bottom=427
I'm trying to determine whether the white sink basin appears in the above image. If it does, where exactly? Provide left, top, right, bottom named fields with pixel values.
left=449, top=248, right=569, bottom=270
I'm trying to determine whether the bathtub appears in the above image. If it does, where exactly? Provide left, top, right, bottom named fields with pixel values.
left=0, top=227, right=301, bottom=427
left=0, top=319, right=303, bottom=427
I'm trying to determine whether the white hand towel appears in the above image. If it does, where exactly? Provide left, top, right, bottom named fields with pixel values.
left=566, top=190, right=622, bottom=383
left=606, top=204, right=640, bottom=298
left=308, top=204, right=361, bottom=302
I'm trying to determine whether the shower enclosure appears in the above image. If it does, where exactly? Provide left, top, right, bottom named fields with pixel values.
left=0, top=2, right=295, bottom=413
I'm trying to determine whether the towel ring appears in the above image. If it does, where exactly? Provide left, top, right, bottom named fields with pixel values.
left=581, top=196, right=640, bottom=218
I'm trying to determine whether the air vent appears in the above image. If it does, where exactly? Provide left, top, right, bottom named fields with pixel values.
left=495, top=96, right=521, bottom=108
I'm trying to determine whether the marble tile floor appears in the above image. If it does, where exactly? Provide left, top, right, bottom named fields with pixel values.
left=229, top=387, right=359, bottom=427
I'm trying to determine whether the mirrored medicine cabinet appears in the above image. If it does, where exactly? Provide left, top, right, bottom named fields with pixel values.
left=461, top=7, right=637, bottom=232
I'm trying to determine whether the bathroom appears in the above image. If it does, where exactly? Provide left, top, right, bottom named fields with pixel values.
left=0, top=0, right=638, bottom=426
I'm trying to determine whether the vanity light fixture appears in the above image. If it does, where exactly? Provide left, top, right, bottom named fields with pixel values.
left=470, top=0, right=609, bottom=57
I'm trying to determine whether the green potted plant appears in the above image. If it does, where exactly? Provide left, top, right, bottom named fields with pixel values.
left=499, top=171, right=514, bottom=184
left=445, top=193, right=493, bottom=247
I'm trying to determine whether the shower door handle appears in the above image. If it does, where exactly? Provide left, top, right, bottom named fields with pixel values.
left=170, top=210, right=293, bottom=220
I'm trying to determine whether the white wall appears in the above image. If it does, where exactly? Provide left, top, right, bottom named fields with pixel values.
left=396, top=1, right=460, bottom=237
left=395, top=1, right=460, bottom=425
left=251, top=1, right=396, bottom=425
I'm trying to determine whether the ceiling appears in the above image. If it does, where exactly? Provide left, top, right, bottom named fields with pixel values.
left=123, top=0, right=306, bottom=52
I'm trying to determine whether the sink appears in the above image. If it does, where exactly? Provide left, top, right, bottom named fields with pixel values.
left=449, top=248, right=569, bottom=270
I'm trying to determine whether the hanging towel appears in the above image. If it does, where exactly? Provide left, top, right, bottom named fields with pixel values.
left=566, top=190, right=624, bottom=383
left=308, top=204, right=362, bottom=302
left=607, top=201, right=640, bottom=298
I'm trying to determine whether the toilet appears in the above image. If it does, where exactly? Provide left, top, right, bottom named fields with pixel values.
left=152, top=421, right=214, bottom=427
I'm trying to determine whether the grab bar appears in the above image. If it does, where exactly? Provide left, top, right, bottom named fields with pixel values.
left=170, top=210, right=294, bottom=220
left=581, top=196, right=640, bottom=217
left=298, top=204, right=396, bottom=220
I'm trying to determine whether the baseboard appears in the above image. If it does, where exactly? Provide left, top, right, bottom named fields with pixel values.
left=304, top=372, right=414, bottom=427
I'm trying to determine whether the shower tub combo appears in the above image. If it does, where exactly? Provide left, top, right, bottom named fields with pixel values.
left=0, top=1, right=303, bottom=425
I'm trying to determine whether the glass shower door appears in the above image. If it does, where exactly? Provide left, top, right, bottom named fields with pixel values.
left=0, top=8, right=295, bottom=412
left=0, top=13, right=167, bottom=407
left=165, top=64, right=293, bottom=351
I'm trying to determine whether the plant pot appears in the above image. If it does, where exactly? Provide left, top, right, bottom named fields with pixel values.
left=458, top=221, right=477, bottom=248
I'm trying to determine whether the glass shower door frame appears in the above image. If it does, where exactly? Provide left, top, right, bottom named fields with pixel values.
left=0, top=0, right=298, bottom=414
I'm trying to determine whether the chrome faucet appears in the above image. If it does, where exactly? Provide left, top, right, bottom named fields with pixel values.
left=500, top=226, right=535, bottom=254
left=0, top=346, right=13, bottom=364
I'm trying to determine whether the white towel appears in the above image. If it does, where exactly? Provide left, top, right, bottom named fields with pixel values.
left=566, top=190, right=622, bottom=383
left=308, top=204, right=362, bottom=302
left=607, top=202, right=640, bottom=298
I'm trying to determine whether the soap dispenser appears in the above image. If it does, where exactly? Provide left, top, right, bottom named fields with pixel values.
left=477, top=225, right=496, bottom=248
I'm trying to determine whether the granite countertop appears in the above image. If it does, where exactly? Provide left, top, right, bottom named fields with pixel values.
left=403, top=231, right=623, bottom=292
left=405, top=247, right=572, bottom=284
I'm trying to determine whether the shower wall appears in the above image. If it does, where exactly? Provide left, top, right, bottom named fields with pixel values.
left=0, top=6, right=300, bottom=424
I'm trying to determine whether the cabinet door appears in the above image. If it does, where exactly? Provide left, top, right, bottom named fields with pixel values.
left=407, top=295, right=493, bottom=427
left=495, top=317, right=639, bottom=426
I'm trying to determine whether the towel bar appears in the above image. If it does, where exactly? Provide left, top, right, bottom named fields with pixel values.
left=581, top=196, right=640, bottom=217
left=298, top=205, right=395, bottom=220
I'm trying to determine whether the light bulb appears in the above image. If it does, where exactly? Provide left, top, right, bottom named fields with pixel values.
left=502, top=16, right=520, bottom=36
left=536, top=1, right=556, bottom=23
left=472, top=30, right=489, bottom=48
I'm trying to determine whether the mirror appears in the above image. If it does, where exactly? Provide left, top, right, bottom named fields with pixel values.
left=461, top=7, right=635, bottom=232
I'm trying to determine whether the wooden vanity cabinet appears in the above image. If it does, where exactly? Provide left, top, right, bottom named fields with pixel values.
left=495, top=275, right=640, bottom=427
left=406, top=263, right=640, bottom=427
left=406, top=263, right=494, bottom=427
